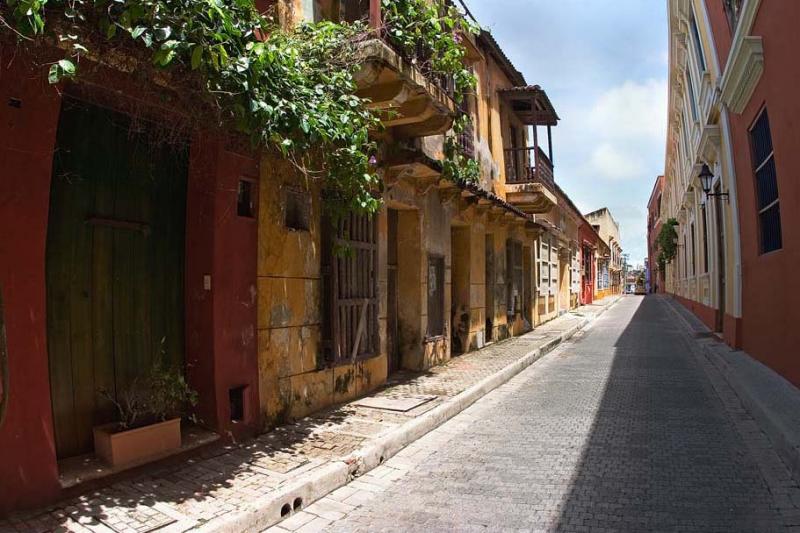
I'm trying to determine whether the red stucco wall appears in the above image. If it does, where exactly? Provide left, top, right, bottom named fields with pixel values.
left=706, top=2, right=800, bottom=387
left=579, top=222, right=598, bottom=305
left=1, top=56, right=261, bottom=512
left=0, top=54, right=63, bottom=512
left=674, top=294, right=717, bottom=332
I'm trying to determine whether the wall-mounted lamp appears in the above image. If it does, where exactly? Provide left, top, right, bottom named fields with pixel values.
left=698, top=164, right=729, bottom=201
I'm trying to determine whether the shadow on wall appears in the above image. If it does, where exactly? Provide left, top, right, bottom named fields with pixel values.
left=553, top=295, right=782, bottom=531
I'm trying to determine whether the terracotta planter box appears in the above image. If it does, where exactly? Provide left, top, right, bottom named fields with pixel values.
left=93, top=418, right=181, bottom=468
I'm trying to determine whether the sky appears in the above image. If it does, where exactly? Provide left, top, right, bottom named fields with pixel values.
left=466, top=0, right=668, bottom=266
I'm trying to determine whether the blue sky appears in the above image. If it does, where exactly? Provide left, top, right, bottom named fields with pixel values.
left=466, top=0, right=668, bottom=266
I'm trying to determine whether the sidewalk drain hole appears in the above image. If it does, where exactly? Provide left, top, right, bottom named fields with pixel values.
left=293, top=497, right=303, bottom=511
left=281, top=503, right=292, bottom=517
left=379, top=455, right=385, bottom=464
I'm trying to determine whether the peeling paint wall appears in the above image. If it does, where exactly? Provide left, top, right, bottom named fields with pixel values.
left=256, top=157, right=388, bottom=427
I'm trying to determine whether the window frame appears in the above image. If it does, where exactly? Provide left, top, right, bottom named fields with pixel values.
left=748, top=107, right=782, bottom=254
left=426, top=254, right=446, bottom=339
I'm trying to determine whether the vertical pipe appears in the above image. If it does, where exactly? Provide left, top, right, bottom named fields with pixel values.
left=547, top=125, right=553, bottom=166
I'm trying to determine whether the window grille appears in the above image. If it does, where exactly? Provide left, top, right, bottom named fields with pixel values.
left=322, top=212, right=379, bottom=364
left=750, top=109, right=782, bottom=253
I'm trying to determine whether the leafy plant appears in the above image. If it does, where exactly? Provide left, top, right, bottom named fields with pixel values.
left=657, top=218, right=679, bottom=272
left=442, top=114, right=479, bottom=184
left=100, top=360, right=197, bottom=431
left=1, top=0, right=480, bottom=214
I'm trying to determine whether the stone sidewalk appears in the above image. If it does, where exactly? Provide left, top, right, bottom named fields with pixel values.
left=1, top=297, right=620, bottom=533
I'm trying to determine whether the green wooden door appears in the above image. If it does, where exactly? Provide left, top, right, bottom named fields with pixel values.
left=46, top=99, right=188, bottom=459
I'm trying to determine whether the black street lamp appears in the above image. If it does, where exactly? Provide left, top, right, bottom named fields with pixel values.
left=698, top=163, right=729, bottom=200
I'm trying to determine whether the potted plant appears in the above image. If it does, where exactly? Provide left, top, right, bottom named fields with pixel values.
left=94, top=362, right=198, bottom=468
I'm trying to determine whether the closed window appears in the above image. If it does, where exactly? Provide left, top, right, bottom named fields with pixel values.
left=690, top=7, right=707, bottom=72
left=686, top=68, right=699, bottom=122
left=284, top=188, right=311, bottom=231
left=750, top=109, right=782, bottom=254
left=237, top=180, right=255, bottom=218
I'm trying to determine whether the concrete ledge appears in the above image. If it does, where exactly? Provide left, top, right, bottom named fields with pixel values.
left=207, top=297, right=621, bottom=532
left=662, top=296, right=800, bottom=482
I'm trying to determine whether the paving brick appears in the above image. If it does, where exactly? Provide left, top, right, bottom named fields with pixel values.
left=1, top=299, right=614, bottom=533
left=323, top=297, right=799, bottom=532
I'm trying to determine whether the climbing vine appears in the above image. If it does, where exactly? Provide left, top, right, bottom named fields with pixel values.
left=382, top=0, right=480, bottom=185
left=657, top=218, right=679, bottom=272
left=381, top=0, right=477, bottom=103
left=2, top=0, right=480, bottom=211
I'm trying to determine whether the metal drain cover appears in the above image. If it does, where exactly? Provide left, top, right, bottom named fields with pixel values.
left=353, top=395, right=436, bottom=412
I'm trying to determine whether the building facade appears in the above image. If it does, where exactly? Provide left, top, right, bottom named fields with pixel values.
left=664, top=0, right=799, bottom=388
left=584, top=208, right=623, bottom=299
left=647, top=175, right=666, bottom=294
left=0, top=1, right=617, bottom=512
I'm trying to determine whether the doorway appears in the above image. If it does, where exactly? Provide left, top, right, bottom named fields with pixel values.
left=46, top=99, right=188, bottom=459
left=485, top=234, right=494, bottom=342
left=523, top=245, right=532, bottom=325
left=387, top=209, right=400, bottom=373
left=451, top=227, right=470, bottom=355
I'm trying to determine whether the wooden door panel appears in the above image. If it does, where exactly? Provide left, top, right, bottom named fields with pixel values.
left=47, top=100, right=187, bottom=458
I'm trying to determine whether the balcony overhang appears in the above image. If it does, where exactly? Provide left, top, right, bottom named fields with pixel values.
left=499, top=85, right=559, bottom=126
left=355, top=39, right=457, bottom=137
left=505, top=181, right=558, bottom=214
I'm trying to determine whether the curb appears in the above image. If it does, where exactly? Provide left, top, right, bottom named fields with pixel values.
left=205, top=297, right=622, bottom=533
left=662, top=296, right=800, bottom=483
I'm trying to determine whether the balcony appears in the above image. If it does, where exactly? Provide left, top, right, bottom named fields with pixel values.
left=498, top=84, right=560, bottom=214
left=347, top=0, right=457, bottom=138
left=503, top=146, right=557, bottom=214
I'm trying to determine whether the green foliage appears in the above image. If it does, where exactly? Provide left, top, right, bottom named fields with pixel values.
left=2, top=0, right=480, bottom=215
left=381, top=0, right=480, bottom=185
left=442, top=114, right=479, bottom=185
left=657, top=218, right=679, bottom=272
left=382, top=0, right=478, bottom=103
left=100, top=360, right=198, bottom=430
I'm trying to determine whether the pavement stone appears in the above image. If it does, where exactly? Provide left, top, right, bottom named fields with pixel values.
left=321, top=296, right=800, bottom=532
left=1, top=298, right=616, bottom=533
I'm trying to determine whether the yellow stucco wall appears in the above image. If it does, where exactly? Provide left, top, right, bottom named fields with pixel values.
left=257, top=159, right=388, bottom=427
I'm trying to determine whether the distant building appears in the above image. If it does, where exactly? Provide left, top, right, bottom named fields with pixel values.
left=584, top=208, right=623, bottom=298
left=647, top=176, right=665, bottom=294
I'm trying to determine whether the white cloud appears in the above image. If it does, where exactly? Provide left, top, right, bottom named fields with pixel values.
left=587, top=79, right=668, bottom=141
left=575, top=78, right=667, bottom=183
left=589, top=143, right=646, bottom=181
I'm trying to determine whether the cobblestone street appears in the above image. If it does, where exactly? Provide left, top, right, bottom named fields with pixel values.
left=271, top=296, right=800, bottom=533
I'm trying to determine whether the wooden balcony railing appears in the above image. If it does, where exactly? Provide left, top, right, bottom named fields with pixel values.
left=457, top=116, right=476, bottom=159
left=504, top=146, right=554, bottom=190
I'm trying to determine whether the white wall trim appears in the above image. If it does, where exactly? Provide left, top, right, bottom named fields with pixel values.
left=719, top=0, right=764, bottom=114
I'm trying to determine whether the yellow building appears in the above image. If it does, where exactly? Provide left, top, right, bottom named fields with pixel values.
left=255, top=1, right=588, bottom=428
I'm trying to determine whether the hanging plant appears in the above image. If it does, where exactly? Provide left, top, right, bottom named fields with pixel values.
left=1, top=0, right=481, bottom=211
left=657, top=218, right=679, bottom=272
